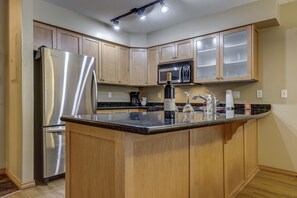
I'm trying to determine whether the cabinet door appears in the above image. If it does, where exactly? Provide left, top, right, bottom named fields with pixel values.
left=224, top=124, right=245, bottom=197
left=190, top=126, right=224, bottom=198
left=82, top=36, right=101, bottom=81
left=220, top=26, right=253, bottom=81
left=175, top=39, right=194, bottom=61
left=101, top=42, right=117, bottom=83
left=158, top=43, right=175, bottom=63
left=130, top=49, right=148, bottom=86
left=244, top=119, right=258, bottom=179
left=117, top=46, right=130, bottom=85
left=194, top=34, right=220, bottom=83
left=33, top=21, right=56, bottom=50
left=57, top=28, right=82, bottom=54
left=147, top=47, right=158, bottom=85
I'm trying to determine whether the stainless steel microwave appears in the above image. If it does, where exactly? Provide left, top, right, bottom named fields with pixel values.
left=158, top=60, right=192, bottom=84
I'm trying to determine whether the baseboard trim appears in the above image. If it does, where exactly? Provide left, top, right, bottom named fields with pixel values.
left=0, top=168, right=6, bottom=174
left=259, top=165, right=297, bottom=177
left=5, top=170, right=36, bottom=190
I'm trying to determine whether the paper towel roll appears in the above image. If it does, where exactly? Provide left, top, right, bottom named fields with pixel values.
left=226, top=90, right=234, bottom=110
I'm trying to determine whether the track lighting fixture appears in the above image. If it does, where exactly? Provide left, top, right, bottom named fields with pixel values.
left=110, top=0, right=169, bottom=30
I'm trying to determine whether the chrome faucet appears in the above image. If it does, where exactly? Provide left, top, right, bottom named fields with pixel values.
left=192, top=91, right=219, bottom=114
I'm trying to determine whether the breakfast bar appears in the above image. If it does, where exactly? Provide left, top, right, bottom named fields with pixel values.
left=61, top=107, right=270, bottom=198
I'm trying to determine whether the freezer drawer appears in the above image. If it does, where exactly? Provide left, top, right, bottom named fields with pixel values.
left=43, top=126, right=65, bottom=178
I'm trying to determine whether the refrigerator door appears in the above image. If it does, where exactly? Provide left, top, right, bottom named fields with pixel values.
left=42, top=48, right=97, bottom=126
left=43, top=126, right=65, bottom=178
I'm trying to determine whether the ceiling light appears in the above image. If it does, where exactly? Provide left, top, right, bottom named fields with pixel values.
left=112, top=20, right=120, bottom=30
left=138, top=8, right=146, bottom=21
left=160, top=0, right=169, bottom=13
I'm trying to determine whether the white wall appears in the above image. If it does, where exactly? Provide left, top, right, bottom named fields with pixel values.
left=33, top=0, right=131, bottom=46
left=147, top=0, right=280, bottom=46
left=0, top=0, right=7, bottom=169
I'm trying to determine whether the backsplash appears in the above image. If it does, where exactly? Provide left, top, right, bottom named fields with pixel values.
left=97, top=84, right=139, bottom=102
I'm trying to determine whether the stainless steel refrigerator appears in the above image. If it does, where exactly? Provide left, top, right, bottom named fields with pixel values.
left=34, top=47, right=97, bottom=184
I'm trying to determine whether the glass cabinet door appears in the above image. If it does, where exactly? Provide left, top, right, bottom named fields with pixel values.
left=220, top=26, right=252, bottom=81
left=194, top=34, right=219, bottom=83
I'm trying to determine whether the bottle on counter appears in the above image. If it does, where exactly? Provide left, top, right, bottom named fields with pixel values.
left=164, top=72, right=176, bottom=119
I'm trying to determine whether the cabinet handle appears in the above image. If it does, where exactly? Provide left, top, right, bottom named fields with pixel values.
left=216, top=77, right=220, bottom=80
left=220, top=77, right=224, bottom=80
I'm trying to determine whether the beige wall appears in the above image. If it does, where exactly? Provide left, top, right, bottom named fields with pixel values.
left=141, top=1, right=297, bottom=173
left=0, top=0, right=7, bottom=169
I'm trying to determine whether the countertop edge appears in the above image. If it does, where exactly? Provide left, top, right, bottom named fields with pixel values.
left=61, top=110, right=271, bottom=135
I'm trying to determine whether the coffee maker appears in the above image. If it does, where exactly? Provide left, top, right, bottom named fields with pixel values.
left=130, top=92, right=140, bottom=106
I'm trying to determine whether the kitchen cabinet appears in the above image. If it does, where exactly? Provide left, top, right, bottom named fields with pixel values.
left=33, top=21, right=57, bottom=50
left=130, top=48, right=148, bottom=86
left=57, top=28, right=82, bottom=54
left=101, top=42, right=117, bottom=83
left=194, top=33, right=220, bottom=83
left=82, top=36, right=101, bottom=80
left=194, top=25, right=258, bottom=83
left=147, top=47, right=159, bottom=85
left=244, top=119, right=258, bottom=179
left=224, top=123, right=245, bottom=198
left=159, top=39, right=193, bottom=63
left=117, top=46, right=130, bottom=85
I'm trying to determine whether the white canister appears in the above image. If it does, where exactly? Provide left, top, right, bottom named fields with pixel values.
left=225, top=90, right=234, bottom=110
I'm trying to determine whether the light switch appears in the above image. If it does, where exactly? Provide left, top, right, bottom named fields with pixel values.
left=257, top=90, right=263, bottom=98
left=233, top=91, right=240, bottom=99
left=108, top=92, right=112, bottom=98
left=281, top=89, right=288, bottom=98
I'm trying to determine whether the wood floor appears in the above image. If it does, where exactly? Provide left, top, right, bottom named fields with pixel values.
left=3, top=171, right=297, bottom=198
left=237, top=171, right=297, bottom=198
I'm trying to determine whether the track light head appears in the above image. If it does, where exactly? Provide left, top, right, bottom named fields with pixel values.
left=137, top=8, right=146, bottom=21
left=112, top=20, right=120, bottom=30
left=160, top=0, right=169, bottom=13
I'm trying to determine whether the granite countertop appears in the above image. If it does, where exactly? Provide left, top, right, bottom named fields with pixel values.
left=61, top=105, right=271, bottom=135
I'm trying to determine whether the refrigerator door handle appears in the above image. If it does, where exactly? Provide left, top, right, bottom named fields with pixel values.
left=91, top=70, right=98, bottom=114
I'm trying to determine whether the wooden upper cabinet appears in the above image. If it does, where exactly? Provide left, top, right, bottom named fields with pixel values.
left=219, top=25, right=258, bottom=82
left=130, top=48, right=148, bottom=86
left=33, top=21, right=56, bottom=50
left=117, top=46, right=130, bottom=85
left=175, top=39, right=194, bottom=60
left=158, top=43, right=175, bottom=63
left=82, top=36, right=101, bottom=80
left=57, top=28, right=82, bottom=54
left=159, top=39, right=193, bottom=63
left=147, top=47, right=158, bottom=85
left=101, top=42, right=117, bottom=83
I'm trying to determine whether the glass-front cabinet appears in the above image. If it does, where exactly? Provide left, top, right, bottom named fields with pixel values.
left=194, top=25, right=258, bottom=83
left=194, top=33, right=220, bottom=83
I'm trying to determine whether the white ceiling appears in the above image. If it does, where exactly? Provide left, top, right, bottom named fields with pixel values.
left=43, top=0, right=260, bottom=33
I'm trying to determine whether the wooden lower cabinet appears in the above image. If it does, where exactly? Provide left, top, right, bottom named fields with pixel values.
left=190, top=126, right=224, bottom=198
left=66, top=120, right=258, bottom=198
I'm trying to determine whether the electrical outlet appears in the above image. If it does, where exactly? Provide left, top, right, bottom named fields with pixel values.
left=281, top=89, right=288, bottom=98
left=257, top=90, right=263, bottom=98
left=108, top=92, right=112, bottom=98
left=233, top=91, right=240, bottom=99
left=158, top=92, right=161, bottom=99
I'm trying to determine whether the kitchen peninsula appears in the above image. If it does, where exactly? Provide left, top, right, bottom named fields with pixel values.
left=61, top=106, right=270, bottom=198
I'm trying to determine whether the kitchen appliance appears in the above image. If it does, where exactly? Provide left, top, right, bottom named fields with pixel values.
left=130, top=92, right=140, bottom=106
left=34, top=47, right=97, bottom=184
left=158, top=60, right=192, bottom=84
